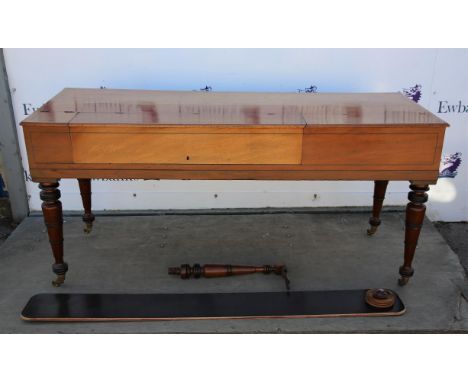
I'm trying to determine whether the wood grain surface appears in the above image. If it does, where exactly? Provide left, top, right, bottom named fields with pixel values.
left=22, top=88, right=447, bottom=126
left=21, top=88, right=449, bottom=183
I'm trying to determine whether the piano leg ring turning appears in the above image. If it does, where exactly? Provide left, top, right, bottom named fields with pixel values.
left=398, top=183, right=429, bottom=286
left=39, top=181, right=68, bottom=287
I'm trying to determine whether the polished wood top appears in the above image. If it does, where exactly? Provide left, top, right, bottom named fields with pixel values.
left=21, top=88, right=448, bottom=127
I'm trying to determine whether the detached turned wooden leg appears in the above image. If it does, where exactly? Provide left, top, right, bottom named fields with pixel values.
left=78, top=179, right=95, bottom=233
left=367, top=180, right=389, bottom=235
left=39, top=182, right=68, bottom=287
left=398, top=183, right=429, bottom=286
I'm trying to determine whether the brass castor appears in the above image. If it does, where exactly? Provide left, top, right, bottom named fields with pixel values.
left=365, top=288, right=396, bottom=309
left=82, top=212, right=94, bottom=234
left=398, top=266, right=413, bottom=286
left=52, top=263, right=68, bottom=287
left=367, top=226, right=378, bottom=236
left=52, top=274, right=66, bottom=287
left=83, top=222, right=93, bottom=234
left=398, top=276, right=410, bottom=286
left=367, top=217, right=381, bottom=236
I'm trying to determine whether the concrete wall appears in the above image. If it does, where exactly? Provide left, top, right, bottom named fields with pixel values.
left=0, top=49, right=28, bottom=221
left=0, top=156, right=7, bottom=198
left=3, top=49, right=467, bottom=221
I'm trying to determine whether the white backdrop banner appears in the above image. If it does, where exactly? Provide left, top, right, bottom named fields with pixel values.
left=4, top=49, right=467, bottom=221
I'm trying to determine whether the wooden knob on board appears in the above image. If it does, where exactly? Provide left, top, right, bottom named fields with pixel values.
left=365, top=288, right=396, bottom=309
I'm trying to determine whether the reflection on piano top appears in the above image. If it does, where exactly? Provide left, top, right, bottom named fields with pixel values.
left=22, top=88, right=448, bottom=127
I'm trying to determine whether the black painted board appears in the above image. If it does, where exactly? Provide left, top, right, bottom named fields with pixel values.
left=21, top=290, right=405, bottom=321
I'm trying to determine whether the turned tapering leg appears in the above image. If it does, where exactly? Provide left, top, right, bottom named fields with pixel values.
left=367, top=180, right=389, bottom=235
left=398, top=183, right=429, bottom=286
left=39, top=182, right=68, bottom=287
left=78, top=178, right=95, bottom=233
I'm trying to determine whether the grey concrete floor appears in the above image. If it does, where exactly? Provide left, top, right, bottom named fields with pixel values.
left=434, top=222, right=468, bottom=277
left=0, top=211, right=467, bottom=333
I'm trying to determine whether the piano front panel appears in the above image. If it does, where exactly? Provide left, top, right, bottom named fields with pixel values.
left=22, top=124, right=445, bottom=183
left=301, top=126, right=444, bottom=171
left=70, top=131, right=303, bottom=165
